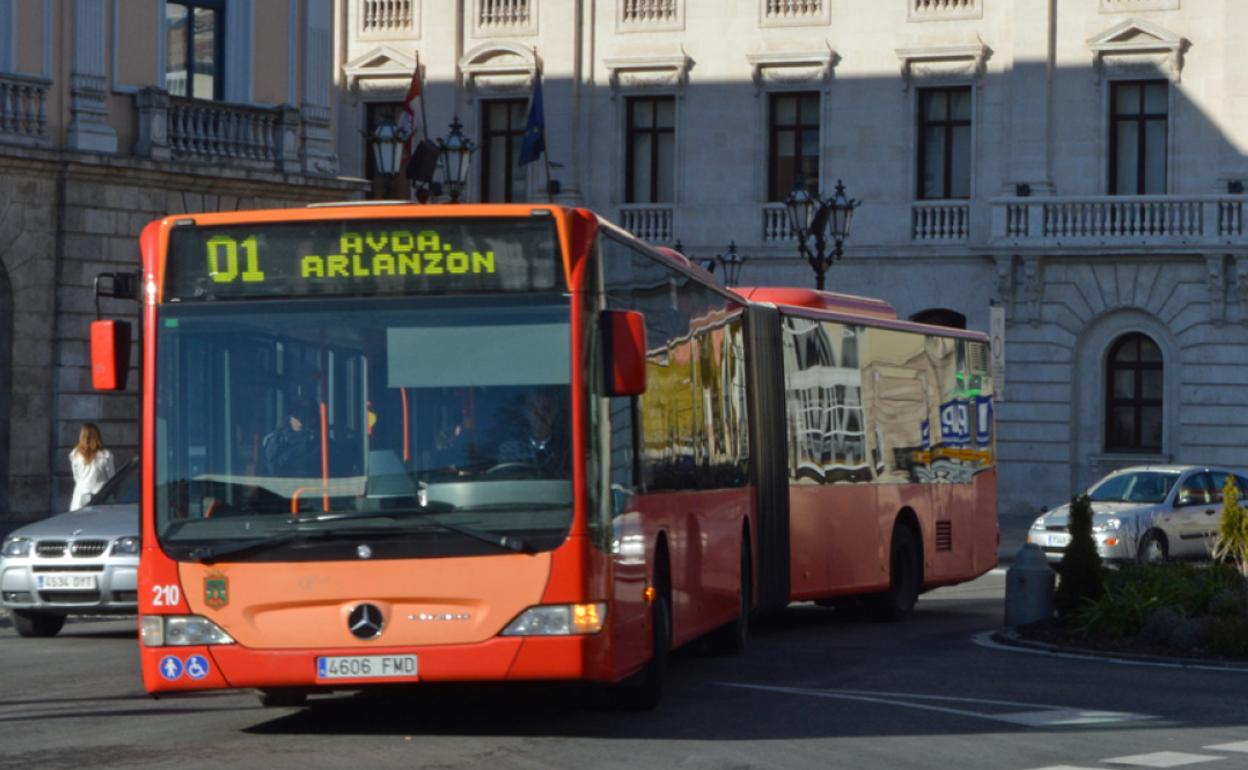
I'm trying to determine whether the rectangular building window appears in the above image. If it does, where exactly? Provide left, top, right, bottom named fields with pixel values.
left=626, top=96, right=676, bottom=204
left=481, top=99, right=528, bottom=203
left=1110, top=80, right=1167, bottom=195
left=768, top=92, right=820, bottom=202
left=917, top=87, right=971, bottom=199
left=165, top=1, right=224, bottom=101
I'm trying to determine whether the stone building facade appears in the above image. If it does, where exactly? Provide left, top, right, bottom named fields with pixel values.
left=0, top=0, right=364, bottom=525
left=336, top=0, right=1248, bottom=516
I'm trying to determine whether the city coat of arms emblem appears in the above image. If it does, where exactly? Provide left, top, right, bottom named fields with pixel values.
left=204, top=572, right=229, bottom=610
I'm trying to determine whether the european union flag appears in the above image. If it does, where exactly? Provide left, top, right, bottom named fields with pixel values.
left=519, top=74, right=546, bottom=166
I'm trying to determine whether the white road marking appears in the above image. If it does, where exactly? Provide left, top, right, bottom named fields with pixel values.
left=714, top=683, right=1159, bottom=728
left=973, top=631, right=1248, bottom=674
left=1019, top=766, right=1104, bottom=770
left=1103, top=752, right=1223, bottom=767
left=989, top=568, right=1009, bottom=575
left=1205, top=743, right=1248, bottom=754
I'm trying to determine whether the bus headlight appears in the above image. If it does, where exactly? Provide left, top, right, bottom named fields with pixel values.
left=501, top=603, right=606, bottom=636
left=2, top=537, right=31, bottom=558
left=141, top=615, right=235, bottom=647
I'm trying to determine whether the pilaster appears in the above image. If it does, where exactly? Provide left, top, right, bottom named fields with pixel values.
left=66, top=0, right=117, bottom=153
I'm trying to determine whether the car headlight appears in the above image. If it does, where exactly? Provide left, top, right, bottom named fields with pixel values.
left=1092, top=517, right=1122, bottom=533
left=141, top=615, right=235, bottom=647
left=111, top=536, right=140, bottom=556
left=1, top=537, right=31, bottom=558
left=1029, top=518, right=1047, bottom=531
left=501, top=603, right=606, bottom=636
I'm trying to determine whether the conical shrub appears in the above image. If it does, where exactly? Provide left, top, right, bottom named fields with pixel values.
left=1056, top=494, right=1104, bottom=620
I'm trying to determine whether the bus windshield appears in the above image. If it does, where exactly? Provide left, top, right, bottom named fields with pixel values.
left=154, top=295, right=574, bottom=560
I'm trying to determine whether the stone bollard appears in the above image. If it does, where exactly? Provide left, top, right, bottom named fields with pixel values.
left=1004, top=543, right=1055, bottom=626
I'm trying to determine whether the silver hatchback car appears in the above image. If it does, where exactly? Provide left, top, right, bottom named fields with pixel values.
left=1, top=458, right=139, bottom=637
left=1027, top=465, right=1248, bottom=565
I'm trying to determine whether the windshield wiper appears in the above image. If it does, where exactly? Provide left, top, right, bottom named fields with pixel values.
left=187, top=530, right=338, bottom=564
left=290, top=507, right=538, bottom=555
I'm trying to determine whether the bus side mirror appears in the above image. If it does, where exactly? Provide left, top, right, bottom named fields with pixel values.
left=602, top=310, right=647, bottom=397
left=90, top=320, right=131, bottom=391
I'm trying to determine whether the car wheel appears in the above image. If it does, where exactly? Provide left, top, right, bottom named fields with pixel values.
left=870, top=524, right=922, bottom=622
left=1137, top=530, right=1168, bottom=565
left=12, top=610, right=66, bottom=638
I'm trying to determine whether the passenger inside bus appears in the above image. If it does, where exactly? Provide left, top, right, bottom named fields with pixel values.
left=262, top=399, right=320, bottom=478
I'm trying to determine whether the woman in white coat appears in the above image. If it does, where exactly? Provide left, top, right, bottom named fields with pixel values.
left=69, top=422, right=114, bottom=511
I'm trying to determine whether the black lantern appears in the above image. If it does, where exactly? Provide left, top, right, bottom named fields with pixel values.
left=438, top=116, right=477, bottom=203
left=715, top=241, right=747, bottom=287
left=785, top=178, right=860, bottom=291
left=370, top=117, right=407, bottom=178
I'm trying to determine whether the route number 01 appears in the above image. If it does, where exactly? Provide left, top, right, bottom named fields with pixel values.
left=206, top=235, right=265, bottom=284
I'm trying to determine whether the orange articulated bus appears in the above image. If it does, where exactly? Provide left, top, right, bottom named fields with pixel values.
left=90, top=203, right=997, bottom=709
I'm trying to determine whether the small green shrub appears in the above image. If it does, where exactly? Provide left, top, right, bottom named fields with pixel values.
left=1056, top=494, right=1104, bottom=620
left=1213, top=475, right=1248, bottom=578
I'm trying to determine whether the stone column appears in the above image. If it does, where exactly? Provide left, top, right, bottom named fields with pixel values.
left=301, top=0, right=338, bottom=175
left=66, top=0, right=117, bottom=153
left=133, top=88, right=172, bottom=161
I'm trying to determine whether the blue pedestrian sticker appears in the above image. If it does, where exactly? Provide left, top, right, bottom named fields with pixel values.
left=185, top=655, right=210, bottom=680
left=158, top=655, right=183, bottom=681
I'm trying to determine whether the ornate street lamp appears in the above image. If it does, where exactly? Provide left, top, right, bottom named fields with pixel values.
left=369, top=117, right=406, bottom=179
left=785, top=178, right=860, bottom=291
left=437, top=116, right=477, bottom=203
left=715, top=241, right=747, bottom=287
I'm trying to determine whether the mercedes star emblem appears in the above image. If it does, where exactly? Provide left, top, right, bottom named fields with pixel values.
left=348, top=603, right=384, bottom=640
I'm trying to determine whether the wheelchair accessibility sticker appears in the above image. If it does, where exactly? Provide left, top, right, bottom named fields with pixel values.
left=186, top=655, right=210, bottom=680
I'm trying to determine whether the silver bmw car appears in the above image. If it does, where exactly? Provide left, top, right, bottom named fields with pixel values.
left=0, top=457, right=139, bottom=637
left=1027, top=465, right=1248, bottom=565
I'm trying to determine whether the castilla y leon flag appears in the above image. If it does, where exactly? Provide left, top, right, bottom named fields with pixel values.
left=519, top=70, right=546, bottom=166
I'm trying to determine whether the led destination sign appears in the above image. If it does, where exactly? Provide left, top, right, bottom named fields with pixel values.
left=164, top=218, right=561, bottom=301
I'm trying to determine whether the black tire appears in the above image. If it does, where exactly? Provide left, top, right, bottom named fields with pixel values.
left=869, top=524, right=921, bottom=622
left=12, top=610, right=65, bottom=638
left=703, top=539, right=751, bottom=656
left=1137, top=530, right=1169, bottom=565
left=258, top=689, right=308, bottom=708
left=610, top=565, right=671, bottom=711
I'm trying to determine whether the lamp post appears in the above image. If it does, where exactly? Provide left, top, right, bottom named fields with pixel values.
left=785, top=178, right=860, bottom=291
left=369, top=116, right=408, bottom=200
left=437, top=116, right=477, bottom=203
left=715, top=241, right=747, bottom=287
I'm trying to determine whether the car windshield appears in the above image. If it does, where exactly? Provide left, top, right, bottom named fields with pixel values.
left=88, top=457, right=139, bottom=506
left=154, top=295, right=575, bottom=560
left=1088, top=471, right=1179, bottom=504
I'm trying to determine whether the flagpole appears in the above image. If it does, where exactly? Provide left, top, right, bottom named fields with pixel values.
left=416, top=52, right=430, bottom=141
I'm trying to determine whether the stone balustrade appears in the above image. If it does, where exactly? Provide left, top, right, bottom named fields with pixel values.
left=478, top=0, right=530, bottom=28
left=361, top=0, right=415, bottom=33
left=761, top=204, right=795, bottom=243
left=134, top=88, right=302, bottom=174
left=991, top=195, right=1248, bottom=248
left=0, top=73, right=51, bottom=147
left=619, top=205, right=674, bottom=244
left=621, top=0, right=679, bottom=23
left=912, top=201, right=970, bottom=242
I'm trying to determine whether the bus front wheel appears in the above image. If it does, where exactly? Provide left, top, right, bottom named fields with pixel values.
left=609, top=562, right=671, bottom=710
left=870, top=524, right=921, bottom=622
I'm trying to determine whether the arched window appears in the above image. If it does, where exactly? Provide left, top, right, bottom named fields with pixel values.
left=909, top=308, right=966, bottom=329
left=1105, top=333, right=1162, bottom=452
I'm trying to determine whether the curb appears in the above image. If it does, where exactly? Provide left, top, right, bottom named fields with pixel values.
left=990, top=626, right=1248, bottom=671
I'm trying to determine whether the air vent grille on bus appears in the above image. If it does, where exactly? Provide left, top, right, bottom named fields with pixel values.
left=967, top=342, right=989, bottom=374
left=935, top=521, right=953, bottom=551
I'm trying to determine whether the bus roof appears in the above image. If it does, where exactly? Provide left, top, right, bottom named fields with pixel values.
left=733, top=287, right=897, bottom=320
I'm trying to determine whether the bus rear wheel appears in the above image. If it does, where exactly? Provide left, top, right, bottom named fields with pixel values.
left=703, top=539, right=750, bottom=655
left=869, top=524, right=921, bottom=622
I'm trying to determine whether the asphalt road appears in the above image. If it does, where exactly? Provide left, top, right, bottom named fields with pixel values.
left=3, top=570, right=1248, bottom=770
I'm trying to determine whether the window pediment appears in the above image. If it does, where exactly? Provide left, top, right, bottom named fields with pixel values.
left=343, top=46, right=418, bottom=93
left=1088, top=19, right=1187, bottom=82
left=745, top=46, right=838, bottom=95
left=604, top=51, right=693, bottom=98
left=895, top=42, right=989, bottom=91
left=458, top=42, right=537, bottom=98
